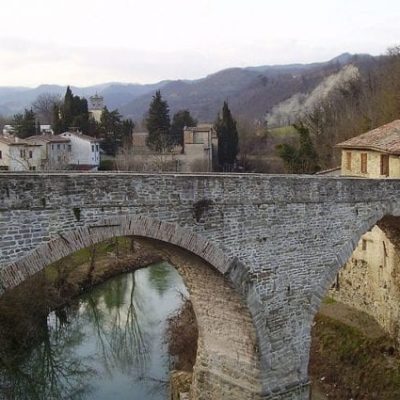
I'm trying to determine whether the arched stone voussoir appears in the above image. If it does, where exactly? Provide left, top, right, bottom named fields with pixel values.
left=315, top=202, right=398, bottom=313
left=0, top=215, right=236, bottom=295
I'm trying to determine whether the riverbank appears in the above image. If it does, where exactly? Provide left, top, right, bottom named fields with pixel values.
left=310, top=298, right=400, bottom=399
left=0, top=238, right=163, bottom=353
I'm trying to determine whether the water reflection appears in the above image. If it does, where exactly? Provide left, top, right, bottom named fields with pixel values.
left=0, top=262, right=187, bottom=400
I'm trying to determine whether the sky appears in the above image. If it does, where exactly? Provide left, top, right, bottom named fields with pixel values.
left=1, top=0, right=399, bottom=87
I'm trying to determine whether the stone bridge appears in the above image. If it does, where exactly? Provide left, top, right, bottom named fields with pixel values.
left=1, top=172, right=400, bottom=399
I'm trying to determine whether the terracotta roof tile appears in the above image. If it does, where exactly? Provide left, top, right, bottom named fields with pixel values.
left=336, top=120, right=400, bottom=154
left=26, top=135, right=70, bottom=143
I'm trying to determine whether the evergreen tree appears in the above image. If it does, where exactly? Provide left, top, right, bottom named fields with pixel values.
left=171, top=109, right=197, bottom=148
left=12, top=109, right=36, bottom=138
left=145, top=91, right=171, bottom=152
left=215, top=102, right=239, bottom=170
left=99, top=107, right=134, bottom=156
left=53, top=87, right=90, bottom=134
left=276, top=123, right=320, bottom=173
left=63, top=86, right=74, bottom=129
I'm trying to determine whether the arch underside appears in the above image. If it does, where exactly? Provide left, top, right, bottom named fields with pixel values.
left=0, top=215, right=265, bottom=399
left=0, top=215, right=235, bottom=294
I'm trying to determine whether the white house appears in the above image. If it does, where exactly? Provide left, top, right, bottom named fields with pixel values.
left=26, top=134, right=71, bottom=170
left=60, top=130, right=100, bottom=170
left=0, top=136, right=42, bottom=171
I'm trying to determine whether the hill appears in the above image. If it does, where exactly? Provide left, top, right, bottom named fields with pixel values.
left=0, top=53, right=377, bottom=123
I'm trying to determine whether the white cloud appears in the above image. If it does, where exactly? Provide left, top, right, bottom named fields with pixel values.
left=0, top=0, right=399, bottom=86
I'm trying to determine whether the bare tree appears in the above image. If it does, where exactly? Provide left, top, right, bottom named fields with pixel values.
left=32, top=93, right=62, bottom=125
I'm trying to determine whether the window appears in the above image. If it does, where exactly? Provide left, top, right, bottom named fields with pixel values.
left=29, top=150, right=33, bottom=159
left=362, top=239, right=367, bottom=251
left=346, top=152, right=352, bottom=170
left=360, top=153, right=368, bottom=174
left=380, top=154, right=389, bottom=176
left=193, top=132, right=204, bottom=144
left=92, top=145, right=95, bottom=152
left=96, top=144, right=99, bottom=152
left=20, top=149, right=26, bottom=158
left=68, top=144, right=72, bottom=152
left=29, top=166, right=36, bottom=171
left=57, top=144, right=60, bottom=150
left=52, top=144, right=54, bottom=150
left=0, top=150, right=2, bottom=159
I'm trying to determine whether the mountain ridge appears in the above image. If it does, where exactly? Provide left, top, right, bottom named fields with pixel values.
left=0, top=53, right=377, bottom=123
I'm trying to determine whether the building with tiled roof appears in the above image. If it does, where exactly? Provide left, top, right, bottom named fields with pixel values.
left=332, top=120, right=400, bottom=339
left=0, top=136, right=42, bottom=171
left=26, top=134, right=71, bottom=170
left=336, top=120, right=400, bottom=178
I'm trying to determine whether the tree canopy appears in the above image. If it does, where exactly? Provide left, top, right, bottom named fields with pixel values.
left=53, top=86, right=89, bottom=134
left=12, top=109, right=37, bottom=138
left=99, top=107, right=134, bottom=156
left=215, top=102, right=239, bottom=170
left=276, top=123, right=320, bottom=173
left=145, top=91, right=171, bottom=152
left=170, top=109, right=197, bottom=148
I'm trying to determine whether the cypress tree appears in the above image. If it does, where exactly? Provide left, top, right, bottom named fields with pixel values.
left=63, top=86, right=74, bottom=130
left=215, top=102, right=239, bottom=171
left=145, top=91, right=171, bottom=152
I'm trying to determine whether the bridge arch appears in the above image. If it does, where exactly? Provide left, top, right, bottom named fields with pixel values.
left=0, top=215, right=237, bottom=293
left=317, top=201, right=400, bottom=308
left=0, top=215, right=264, bottom=398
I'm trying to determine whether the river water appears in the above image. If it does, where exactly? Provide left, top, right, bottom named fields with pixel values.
left=0, top=262, right=187, bottom=400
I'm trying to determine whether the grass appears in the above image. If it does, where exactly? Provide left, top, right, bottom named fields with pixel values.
left=322, top=296, right=336, bottom=304
left=269, top=125, right=297, bottom=137
left=310, top=314, right=400, bottom=399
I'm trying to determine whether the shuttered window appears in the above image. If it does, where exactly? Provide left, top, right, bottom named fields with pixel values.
left=360, top=153, right=368, bottom=174
left=346, top=152, right=352, bottom=170
left=380, top=154, right=389, bottom=176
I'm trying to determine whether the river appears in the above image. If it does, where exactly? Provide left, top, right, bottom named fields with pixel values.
left=0, top=262, right=187, bottom=400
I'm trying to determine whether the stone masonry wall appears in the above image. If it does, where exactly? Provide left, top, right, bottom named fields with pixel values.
left=330, top=221, right=400, bottom=343
left=160, top=244, right=262, bottom=399
left=3, top=173, right=400, bottom=399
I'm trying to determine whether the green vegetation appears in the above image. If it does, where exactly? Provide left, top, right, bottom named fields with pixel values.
left=99, top=107, right=134, bottom=156
left=322, top=296, right=336, bottom=304
left=269, top=125, right=297, bottom=137
left=12, top=108, right=37, bottom=138
left=170, top=109, right=197, bottom=148
left=145, top=90, right=172, bottom=152
left=276, top=123, right=320, bottom=173
left=215, top=101, right=239, bottom=171
left=310, top=314, right=400, bottom=399
left=53, top=86, right=90, bottom=134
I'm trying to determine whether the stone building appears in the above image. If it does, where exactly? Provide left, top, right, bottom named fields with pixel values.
left=89, top=93, right=104, bottom=123
left=334, top=120, right=400, bottom=341
left=336, top=119, right=400, bottom=178
left=128, top=124, right=218, bottom=172
left=0, top=136, right=42, bottom=171
left=182, top=124, right=217, bottom=172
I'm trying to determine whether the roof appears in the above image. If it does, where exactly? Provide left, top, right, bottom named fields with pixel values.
left=0, top=136, right=41, bottom=146
left=26, top=135, right=70, bottom=144
left=61, top=131, right=100, bottom=143
left=184, top=124, right=214, bottom=132
left=336, top=120, right=400, bottom=155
